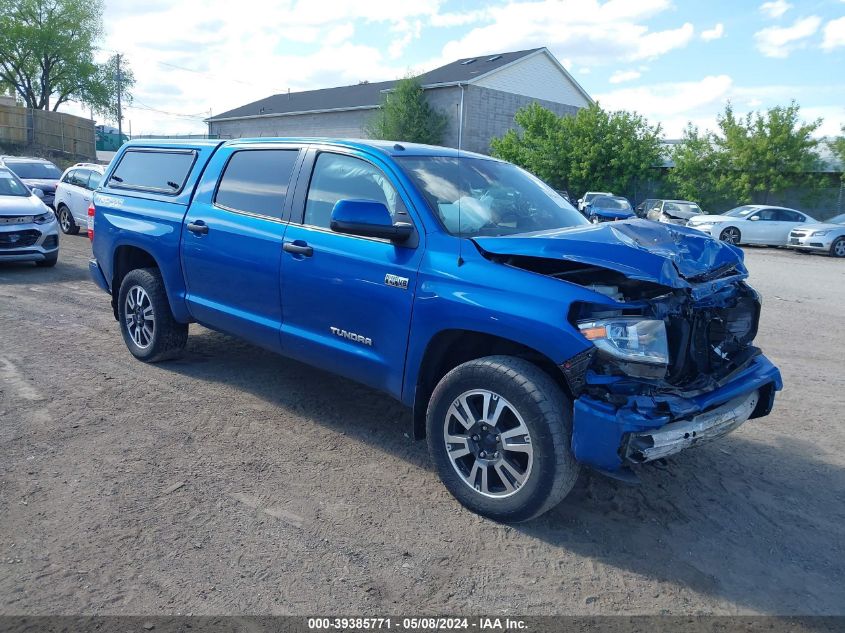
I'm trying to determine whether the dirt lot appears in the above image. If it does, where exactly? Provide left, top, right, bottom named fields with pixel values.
left=1, top=234, right=843, bottom=616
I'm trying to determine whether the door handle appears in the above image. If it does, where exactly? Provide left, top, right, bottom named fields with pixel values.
left=283, top=241, right=313, bottom=257
left=187, top=221, right=209, bottom=235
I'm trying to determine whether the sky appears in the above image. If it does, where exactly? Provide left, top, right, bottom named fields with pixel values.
left=65, top=0, right=845, bottom=139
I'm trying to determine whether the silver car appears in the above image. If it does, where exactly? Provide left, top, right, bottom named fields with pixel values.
left=787, top=213, right=845, bottom=258
left=0, top=167, right=60, bottom=267
left=646, top=199, right=704, bottom=226
left=687, top=205, right=816, bottom=246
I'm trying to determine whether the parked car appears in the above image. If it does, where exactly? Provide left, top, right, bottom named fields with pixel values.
left=54, top=163, right=105, bottom=235
left=646, top=199, right=704, bottom=225
left=635, top=198, right=658, bottom=218
left=577, top=191, right=613, bottom=213
left=586, top=195, right=635, bottom=223
left=787, top=213, right=845, bottom=257
left=0, top=156, right=62, bottom=209
left=687, top=205, right=816, bottom=246
left=89, top=139, right=782, bottom=522
left=0, top=167, right=60, bottom=267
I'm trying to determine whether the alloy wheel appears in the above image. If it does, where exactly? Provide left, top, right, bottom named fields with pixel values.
left=833, top=239, right=845, bottom=258
left=124, top=285, right=155, bottom=349
left=59, top=208, right=70, bottom=232
left=721, top=227, right=740, bottom=245
left=443, top=389, right=534, bottom=498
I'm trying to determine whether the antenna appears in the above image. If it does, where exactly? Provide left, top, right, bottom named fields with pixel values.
left=456, top=101, right=464, bottom=266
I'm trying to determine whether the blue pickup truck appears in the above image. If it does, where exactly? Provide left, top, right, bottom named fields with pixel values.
left=89, top=139, right=782, bottom=522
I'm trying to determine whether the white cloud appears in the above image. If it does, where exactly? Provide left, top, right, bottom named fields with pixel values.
left=596, top=75, right=733, bottom=120
left=609, top=70, right=641, bottom=84
left=701, top=23, right=724, bottom=41
left=822, top=16, right=845, bottom=50
left=435, top=0, right=693, bottom=70
left=429, top=9, right=489, bottom=28
left=759, top=1, right=792, bottom=19
left=754, top=16, right=821, bottom=57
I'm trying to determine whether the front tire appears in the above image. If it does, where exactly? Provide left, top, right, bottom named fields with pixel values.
left=118, top=268, right=188, bottom=362
left=426, top=356, right=580, bottom=523
left=720, top=226, right=741, bottom=245
left=830, top=237, right=845, bottom=258
left=57, top=205, right=79, bottom=235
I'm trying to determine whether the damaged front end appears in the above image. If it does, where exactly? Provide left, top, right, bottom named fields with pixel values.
left=474, top=220, right=783, bottom=472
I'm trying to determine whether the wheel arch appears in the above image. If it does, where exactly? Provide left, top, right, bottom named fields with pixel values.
left=110, top=245, right=161, bottom=320
left=410, top=329, right=572, bottom=440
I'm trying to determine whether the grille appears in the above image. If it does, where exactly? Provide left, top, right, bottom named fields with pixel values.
left=667, top=290, right=760, bottom=385
left=0, top=229, right=40, bottom=249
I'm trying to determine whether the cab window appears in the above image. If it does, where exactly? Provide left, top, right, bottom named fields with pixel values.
left=303, top=153, right=406, bottom=229
left=214, top=149, right=299, bottom=219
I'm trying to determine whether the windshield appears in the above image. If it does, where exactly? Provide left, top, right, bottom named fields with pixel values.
left=4, top=161, right=61, bottom=180
left=397, top=156, right=588, bottom=237
left=0, top=169, right=31, bottom=197
left=593, top=196, right=631, bottom=210
left=724, top=205, right=757, bottom=217
left=827, top=213, right=845, bottom=225
left=666, top=201, right=702, bottom=214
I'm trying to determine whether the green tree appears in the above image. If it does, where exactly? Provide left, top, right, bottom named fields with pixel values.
left=368, top=75, right=448, bottom=145
left=491, top=102, right=663, bottom=199
left=669, top=102, right=824, bottom=210
left=0, top=0, right=133, bottom=114
left=829, top=126, right=845, bottom=183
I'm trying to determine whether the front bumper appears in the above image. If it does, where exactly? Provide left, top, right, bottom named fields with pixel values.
left=787, top=232, right=836, bottom=252
left=571, top=354, right=782, bottom=471
left=0, top=221, right=60, bottom=262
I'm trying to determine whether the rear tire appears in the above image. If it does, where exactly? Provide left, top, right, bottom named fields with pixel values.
left=830, top=237, right=845, bottom=258
left=426, top=356, right=580, bottom=523
left=57, top=205, right=79, bottom=235
left=118, top=267, right=188, bottom=362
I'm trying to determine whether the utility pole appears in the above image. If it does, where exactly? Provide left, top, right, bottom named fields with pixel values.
left=115, top=53, right=123, bottom=142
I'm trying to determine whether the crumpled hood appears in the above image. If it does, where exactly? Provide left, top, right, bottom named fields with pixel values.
left=0, top=195, right=46, bottom=216
left=472, top=219, right=747, bottom=289
left=688, top=214, right=730, bottom=224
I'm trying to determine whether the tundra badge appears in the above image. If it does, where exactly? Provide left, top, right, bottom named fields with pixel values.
left=330, top=327, right=373, bottom=346
left=384, top=273, right=409, bottom=290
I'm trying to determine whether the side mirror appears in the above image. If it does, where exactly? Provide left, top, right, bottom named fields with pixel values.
left=748, top=216, right=760, bottom=221
left=577, top=198, right=583, bottom=204
left=330, top=199, right=413, bottom=242
left=31, top=187, right=45, bottom=199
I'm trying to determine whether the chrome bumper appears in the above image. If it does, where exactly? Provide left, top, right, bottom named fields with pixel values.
left=623, top=389, right=759, bottom=463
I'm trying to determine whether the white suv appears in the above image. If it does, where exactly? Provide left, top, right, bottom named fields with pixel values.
left=54, top=163, right=105, bottom=235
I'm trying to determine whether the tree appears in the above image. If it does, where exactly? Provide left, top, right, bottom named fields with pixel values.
left=0, top=0, right=132, bottom=115
left=368, top=75, right=448, bottom=145
left=830, top=126, right=845, bottom=183
left=669, top=102, right=824, bottom=210
left=491, top=102, right=663, bottom=199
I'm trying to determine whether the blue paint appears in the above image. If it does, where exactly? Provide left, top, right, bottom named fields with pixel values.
left=90, top=138, right=783, bottom=472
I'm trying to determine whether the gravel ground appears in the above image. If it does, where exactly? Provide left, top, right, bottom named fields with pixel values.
left=1, top=235, right=843, bottom=616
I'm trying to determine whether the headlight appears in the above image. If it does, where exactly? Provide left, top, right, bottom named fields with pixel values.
left=811, top=230, right=830, bottom=236
left=33, top=210, right=55, bottom=225
left=578, top=318, right=669, bottom=378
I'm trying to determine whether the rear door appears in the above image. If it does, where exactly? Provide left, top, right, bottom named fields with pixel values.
left=774, top=210, right=807, bottom=244
left=180, top=143, right=303, bottom=352
left=279, top=147, right=423, bottom=396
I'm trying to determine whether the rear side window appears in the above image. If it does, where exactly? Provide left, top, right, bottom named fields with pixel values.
left=110, top=150, right=196, bottom=194
left=88, top=171, right=102, bottom=189
left=214, top=149, right=299, bottom=218
left=70, top=170, right=90, bottom=187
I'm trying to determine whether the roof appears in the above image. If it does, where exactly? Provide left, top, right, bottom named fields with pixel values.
left=0, top=155, right=54, bottom=163
left=208, top=48, right=583, bottom=122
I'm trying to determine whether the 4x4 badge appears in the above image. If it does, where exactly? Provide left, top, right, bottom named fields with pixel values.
left=384, top=274, right=409, bottom=290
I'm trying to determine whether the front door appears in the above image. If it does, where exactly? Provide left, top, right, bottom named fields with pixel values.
left=181, top=145, right=302, bottom=352
left=280, top=149, right=423, bottom=397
